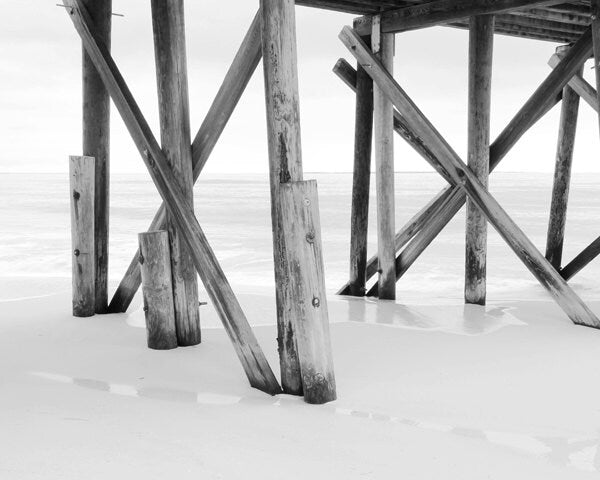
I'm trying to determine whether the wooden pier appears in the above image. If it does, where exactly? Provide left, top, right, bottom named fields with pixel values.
left=64, top=0, right=600, bottom=403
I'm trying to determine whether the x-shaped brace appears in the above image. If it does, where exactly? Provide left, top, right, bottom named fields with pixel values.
left=339, top=26, right=600, bottom=328
left=62, top=0, right=281, bottom=394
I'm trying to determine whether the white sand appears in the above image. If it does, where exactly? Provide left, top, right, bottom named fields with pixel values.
left=2, top=277, right=600, bottom=479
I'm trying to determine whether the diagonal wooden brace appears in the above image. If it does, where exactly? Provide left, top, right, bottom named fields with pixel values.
left=62, top=0, right=281, bottom=394
left=108, top=10, right=263, bottom=313
left=340, top=26, right=600, bottom=328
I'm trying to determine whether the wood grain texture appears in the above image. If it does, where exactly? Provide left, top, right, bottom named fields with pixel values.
left=548, top=54, right=597, bottom=111
left=465, top=15, right=494, bottom=306
left=108, top=11, right=262, bottom=314
left=561, top=235, right=600, bottom=280
left=82, top=0, right=111, bottom=314
left=151, top=0, right=200, bottom=346
left=279, top=181, right=336, bottom=404
left=70, top=155, right=95, bottom=317
left=546, top=53, right=582, bottom=269
left=340, top=26, right=600, bottom=329
left=139, top=231, right=178, bottom=350
left=261, top=0, right=304, bottom=395
left=64, top=0, right=281, bottom=395
left=372, top=24, right=396, bottom=300
left=354, top=0, right=566, bottom=35
left=348, top=43, right=373, bottom=298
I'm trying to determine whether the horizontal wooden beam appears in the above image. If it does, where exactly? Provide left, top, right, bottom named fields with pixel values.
left=63, top=0, right=281, bottom=395
left=340, top=25, right=600, bottom=329
left=354, top=0, right=567, bottom=36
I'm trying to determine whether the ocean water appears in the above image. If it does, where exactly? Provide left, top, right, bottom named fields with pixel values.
left=1, top=171, right=600, bottom=305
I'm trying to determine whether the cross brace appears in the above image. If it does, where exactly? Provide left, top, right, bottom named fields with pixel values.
left=62, top=0, right=281, bottom=394
left=339, top=26, right=600, bottom=328
left=337, top=27, right=591, bottom=297
left=108, top=10, right=263, bottom=313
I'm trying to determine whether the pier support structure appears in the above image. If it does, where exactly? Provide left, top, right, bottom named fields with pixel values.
left=261, top=0, right=335, bottom=399
left=372, top=16, right=396, bottom=301
left=546, top=46, right=582, bottom=270
left=151, top=0, right=201, bottom=346
left=82, top=0, right=111, bottom=314
left=465, top=14, right=494, bottom=305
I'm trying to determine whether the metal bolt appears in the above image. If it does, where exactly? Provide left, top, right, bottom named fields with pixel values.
left=303, top=197, right=311, bottom=206
left=306, top=231, right=315, bottom=244
left=72, top=191, right=80, bottom=200
left=73, top=249, right=80, bottom=257
left=312, top=297, right=321, bottom=308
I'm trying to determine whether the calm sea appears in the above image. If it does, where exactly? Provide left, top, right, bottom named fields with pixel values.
left=2, top=172, right=600, bottom=304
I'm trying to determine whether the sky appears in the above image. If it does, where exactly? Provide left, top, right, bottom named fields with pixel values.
left=2, top=0, right=600, bottom=174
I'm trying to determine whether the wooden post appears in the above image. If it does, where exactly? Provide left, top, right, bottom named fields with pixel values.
left=546, top=47, right=582, bottom=270
left=279, top=181, right=336, bottom=404
left=69, top=155, right=95, bottom=317
left=82, top=0, right=111, bottom=314
left=151, top=0, right=201, bottom=346
left=348, top=35, right=373, bottom=297
left=139, top=231, right=178, bottom=350
left=372, top=16, right=396, bottom=300
left=261, top=0, right=304, bottom=395
left=465, top=15, right=494, bottom=305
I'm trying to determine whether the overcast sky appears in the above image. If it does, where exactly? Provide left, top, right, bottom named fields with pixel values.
left=2, top=0, right=600, bottom=174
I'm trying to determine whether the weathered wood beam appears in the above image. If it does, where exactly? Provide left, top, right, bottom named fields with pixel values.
left=261, top=0, right=304, bottom=395
left=279, top=181, right=336, bottom=404
left=108, top=11, right=262, bottom=314
left=512, top=7, right=591, bottom=25
left=63, top=0, right=281, bottom=395
left=465, top=15, right=494, bottom=305
left=353, top=0, right=566, bottom=36
left=82, top=0, right=111, bottom=314
left=340, top=26, right=600, bottom=329
left=69, top=155, right=95, bottom=318
left=151, top=0, right=201, bottom=346
left=138, top=230, right=178, bottom=350
left=347, top=39, right=373, bottom=297
left=546, top=47, right=582, bottom=269
left=561, top=235, right=600, bottom=280
left=549, top=53, right=597, bottom=110
left=372, top=17, right=396, bottom=300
